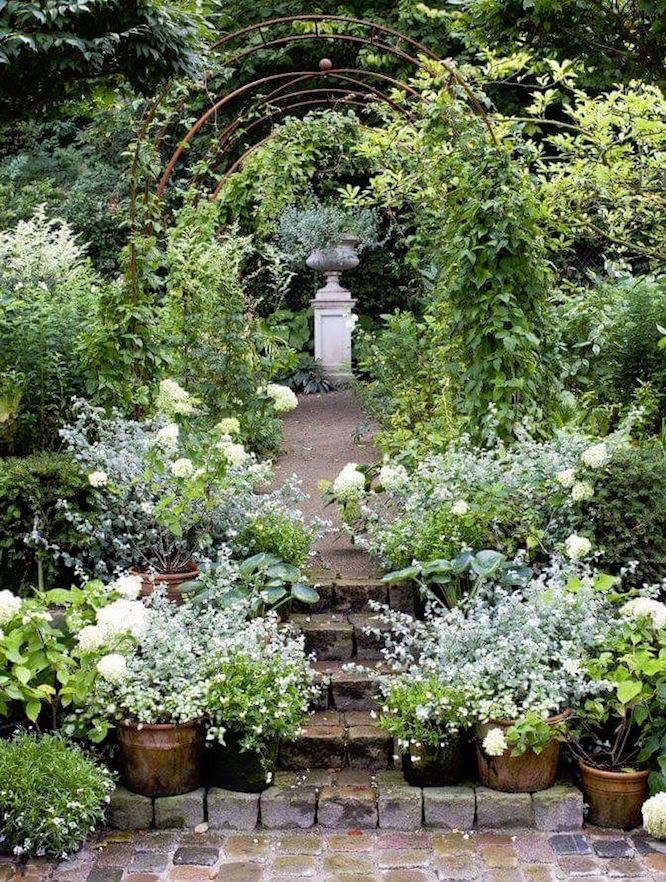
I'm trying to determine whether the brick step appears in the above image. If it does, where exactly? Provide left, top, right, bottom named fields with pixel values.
left=290, top=612, right=394, bottom=661
left=312, top=660, right=394, bottom=710
left=279, top=710, right=393, bottom=772
left=110, top=772, right=585, bottom=832
left=294, top=577, right=416, bottom=615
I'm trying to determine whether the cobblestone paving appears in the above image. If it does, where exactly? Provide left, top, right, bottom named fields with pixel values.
left=4, top=829, right=666, bottom=882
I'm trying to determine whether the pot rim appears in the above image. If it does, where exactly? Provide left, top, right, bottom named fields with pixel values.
left=480, top=708, right=571, bottom=728
left=578, top=759, right=649, bottom=780
left=129, top=562, right=199, bottom=581
left=117, top=718, right=204, bottom=732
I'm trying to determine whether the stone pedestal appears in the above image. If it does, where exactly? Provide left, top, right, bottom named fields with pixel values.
left=312, top=274, right=356, bottom=385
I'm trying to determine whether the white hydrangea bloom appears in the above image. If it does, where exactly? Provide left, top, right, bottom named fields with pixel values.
left=581, top=443, right=609, bottom=469
left=154, top=423, right=179, bottom=450
left=451, top=499, right=470, bottom=516
left=565, top=534, right=592, bottom=560
left=556, top=468, right=576, bottom=488
left=97, top=653, right=127, bottom=683
left=110, top=574, right=143, bottom=600
left=264, top=383, right=298, bottom=414
left=215, top=417, right=241, bottom=436
left=482, top=727, right=508, bottom=757
left=170, top=457, right=194, bottom=478
left=378, top=463, right=409, bottom=492
left=216, top=438, right=249, bottom=467
left=643, top=792, right=666, bottom=839
left=622, top=598, right=666, bottom=631
left=96, top=599, right=148, bottom=640
left=156, top=379, right=195, bottom=417
left=0, top=590, right=21, bottom=624
left=571, top=481, right=594, bottom=502
left=332, top=463, right=366, bottom=501
left=88, top=470, right=108, bottom=488
left=76, top=624, right=107, bottom=652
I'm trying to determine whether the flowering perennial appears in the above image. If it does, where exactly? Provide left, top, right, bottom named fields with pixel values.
left=263, top=383, right=298, bottom=414
left=332, top=462, right=366, bottom=501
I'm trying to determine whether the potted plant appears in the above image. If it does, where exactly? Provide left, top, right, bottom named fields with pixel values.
left=276, top=199, right=382, bottom=267
left=369, top=564, right=612, bottom=791
left=375, top=674, right=468, bottom=786
left=570, top=597, right=666, bottom=828
left=64, top=593, right=237, bottom=797
left=206, top=614, right=319, bottom=792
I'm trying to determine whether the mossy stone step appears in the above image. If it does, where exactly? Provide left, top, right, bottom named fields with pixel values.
left=278, top=711, right=393, bottom=772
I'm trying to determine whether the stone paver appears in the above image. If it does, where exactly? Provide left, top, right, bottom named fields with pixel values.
left=7, top=828, right=664, bottom=881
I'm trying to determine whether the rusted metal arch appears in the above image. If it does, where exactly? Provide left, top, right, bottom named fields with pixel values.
left=155, top=68, right=425, bottom=199
left=191, top=87, right=415, bottom=191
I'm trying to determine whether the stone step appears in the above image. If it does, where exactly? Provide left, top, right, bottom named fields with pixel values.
left=279, top=711, right=393, bottom=772
left=110, top=774, right=585, bottom=832
left=290, top=612, right=394, bottom=662
left=295, top=576, right=416, bottom=615
left=313, top=660, right=394, bottom=710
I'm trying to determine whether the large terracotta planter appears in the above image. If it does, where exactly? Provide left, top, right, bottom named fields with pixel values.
left=130, top=563, right=199, bottom=604
left=476, top=711, right=569, bottom=793
left=402, top=737, right=467, bottom=787
left=117, top=720, right=205, bottom=797
left=211, top=731, right=279, bottom=793
left=579, top=760, right=649, bottom=829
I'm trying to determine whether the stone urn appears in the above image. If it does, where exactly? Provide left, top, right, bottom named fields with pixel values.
left=308, top=234, right=360, bottom=384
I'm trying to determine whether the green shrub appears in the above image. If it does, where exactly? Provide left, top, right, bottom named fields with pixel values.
left=237, top=512, right=315, bottom=569
left=0, top=453, right=93, bottom=593
left=582, top=445, right=666, bottom=588
left=0, top=732, right=113, bottom=859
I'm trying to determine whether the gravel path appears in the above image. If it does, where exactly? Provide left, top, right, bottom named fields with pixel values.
left=272, top=389, right=382, bottom=579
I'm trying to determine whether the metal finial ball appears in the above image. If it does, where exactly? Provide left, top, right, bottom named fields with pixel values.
left=319, top=58, right=333, bottom=71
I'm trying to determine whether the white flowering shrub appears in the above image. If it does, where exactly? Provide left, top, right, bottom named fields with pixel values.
left=643, top=792, right=666, bottom=839
left=52, top=400, right=314, bottom=578
left=371, top=562, right=614, bottom=750
left=262, top=383, right=298, bottom=414
left=0, top=732, right=114, bottom=859
left=357, top=423, right=637, bottom=577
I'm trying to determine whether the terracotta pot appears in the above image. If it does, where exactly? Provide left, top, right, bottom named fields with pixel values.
left=402, top=737, right=467, bottom=787
left=579, top=760, right=649, bottom=829
left=131, top=563, right=199, bottom=604
left=211, top=731, right=279, bottom=793
left=117, top=720, right=205, bottom=797
left=476, top=711, right=570, bottom=793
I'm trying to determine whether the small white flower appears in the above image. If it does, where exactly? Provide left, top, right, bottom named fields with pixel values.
left=216, top=438, right=249, bottom=467
left=155, top=423, right=179, bottom=450
left=262, top=383, right=298, bottom=414
left=170, top=457, right=194, bottom=478
left=156, top=379, right=195, bottom=417
left=0, top=590, right=21, bottom=624
left=556, top=468, right=576, bottom=488
left=451, top=499, right=470, bottom=516
left=482, top=727, right=508, bottom=757
left=76, top=625, right=107, bottom=652
left=378, top=463, right=409, bottom=491
left=621, top=598, right=666, bottom=631
left=110, top=574, right=143, bottom=600
left=565, top=533, right=592, bottom=560
left=582, top=443, right=609, bottom=469
left=88, top=470, right=108, bottom=488
left=643, top=792, right=666, bottom=839
left=332, top=463, right=366, bottom=501
left=97, top=599, right=148, bottom=640
left=571, top=481, right=594, bottom=502
left=96, top=653, right=127, bottom=683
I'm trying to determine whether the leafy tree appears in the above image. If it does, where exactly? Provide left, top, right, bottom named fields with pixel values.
left=0, top=0, right=210, bottom=118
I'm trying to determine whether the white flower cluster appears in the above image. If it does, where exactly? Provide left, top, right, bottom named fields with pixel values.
left=556, top=468, right=576, bottom=488
left=571, top=481, right=594, bottom=502
left=565, top=533, right=592, bottom=560
left=451, top=499, right=469, bottom=516
left=378, top=463, right=409, bottom=492
left=263, top=383, right=298, bottom=414
left=109, top=574, right=143, bottom=600
left=581, top=443, right=609, bottom=469
left=170, top=457, right=194, bottom=478
left=621, top=598, right=666, bottom=630
left=332, top=463, right=366, bottom=502
left=154, top=423, right=179, bottom=451
left=216, top=435, right=250, bottom=468
left=155, top=379, right=195, bottom=418
left=643, top=792, right=666, bottom=839
left=0, top=590, right=21, bottom=625
left=482, top=727, right=508, bottom=757
left=88, top=470, right=108, bottom=488
left=77, top=598, right=149, bottom=651
left=96, top=653, right=127, bottom=683
left=216, top=417, right=241, bottom=436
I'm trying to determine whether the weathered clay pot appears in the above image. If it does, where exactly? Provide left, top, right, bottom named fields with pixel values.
left=130, top=563, right=199, bottom=604
left=402, top=736, right=467, bottom=787
left=211, top=731, right=279, bottom=793
left=117, top=720, right=205, bottom=797
left=579, top=761, right=649, bottom=829
left=476, top=711, right=570, bottom=793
